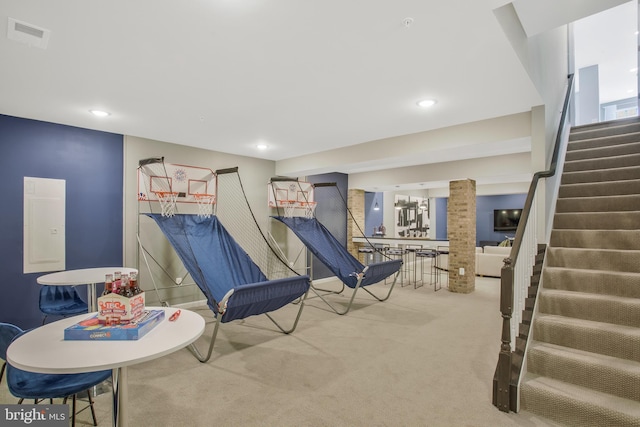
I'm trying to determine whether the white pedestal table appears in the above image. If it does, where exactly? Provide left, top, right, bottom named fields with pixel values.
left=7, top=307, right=205, bottom=427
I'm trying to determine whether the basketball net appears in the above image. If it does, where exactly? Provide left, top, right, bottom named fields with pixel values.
left=155, top=192, right=178, bottom=217
left=194, top=193, right=215, bottom=218
left=281, top=201, right=297, bottom=218
left=302, top=201, right=317, bottom=219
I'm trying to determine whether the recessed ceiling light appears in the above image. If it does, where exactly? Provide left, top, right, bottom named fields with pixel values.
left=417, top=99, right=437, bottom=108
left=630, top=68, right=638, bottom=73
left=256, top=143, right=268, bottom=150
left=89, top=110, right=110, bottom=117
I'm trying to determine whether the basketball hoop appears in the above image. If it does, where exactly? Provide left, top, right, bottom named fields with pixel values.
left=194, top=193, right=215, bottom=218
left=301, top=201, right=317, bottom=218
left=155, top=191, right=178, bottom=217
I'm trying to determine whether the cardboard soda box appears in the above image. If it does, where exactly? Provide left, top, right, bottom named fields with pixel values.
left=98, top=291, right=145, bottom=325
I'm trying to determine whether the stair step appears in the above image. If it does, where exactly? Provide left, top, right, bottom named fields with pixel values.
left=520, top=374, right=640, bottom=426
left=561, top=165, right=640, bottom=185
left=519, top=322, right=531, bottom=338
left=538, top=289, right=640, bottom=327
left=558, top=179, right=640, bottom=198
left=533, top=314, right=640, bottom=362
left=546, top=247, right=640, bottom=273
left=564, top=153, right=640, bottom=172
left=556, top=194, right=640, bottom=213
left=566, top=140, right=640, bottom=162
left=525, top=297, right=535, bottom=310
left=532, top=266, right=542, bottom=278
left=553, top=211, right=640, bottom=230
left=527, top=341, right=640, bottom=402
left=543, top=267, right=640, bottom=299
left=570, top=119, right=640, bottom=141
left=549, top=229, right=640, bottom=250
left=531, top=273, right=541, bottom=286
left=567, top=132, right=640, bottom=152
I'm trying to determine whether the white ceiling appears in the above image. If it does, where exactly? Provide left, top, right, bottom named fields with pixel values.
left=0, top=0, right=634, bottom=188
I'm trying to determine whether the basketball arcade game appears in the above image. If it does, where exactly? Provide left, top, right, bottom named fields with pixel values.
left=137, top=157, right=217, bottom=306
left=267, top=178, right=316, bottom=278
left=268, top=178, right=403, bottom=315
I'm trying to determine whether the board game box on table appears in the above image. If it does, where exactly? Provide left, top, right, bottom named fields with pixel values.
left=64, top=309, right=165, bottom=341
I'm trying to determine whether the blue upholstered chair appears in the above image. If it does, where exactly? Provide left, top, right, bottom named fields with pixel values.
left=0, top=322, right=21, bottom=383
left=1, top=323, right=112, bottom=426
left=39, top=285, right=88, bottom=324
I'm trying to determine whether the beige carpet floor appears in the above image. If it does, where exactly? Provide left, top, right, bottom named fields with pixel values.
left=1, top=275, right=561, bottom=426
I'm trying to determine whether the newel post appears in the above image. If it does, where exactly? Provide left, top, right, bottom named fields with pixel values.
left=496, top=257, right=514, bottom=412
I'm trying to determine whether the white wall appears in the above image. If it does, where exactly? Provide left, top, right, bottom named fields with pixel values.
left=351, top=152, right=532, bottom=195
left=494, top=3, right=570, bottom=244
left=522, top=25, right=571, bottom=244
left=278, top=111, right=533, bottom=188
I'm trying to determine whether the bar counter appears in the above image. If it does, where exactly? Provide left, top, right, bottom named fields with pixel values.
left=352, top=236, right=449, bottom=249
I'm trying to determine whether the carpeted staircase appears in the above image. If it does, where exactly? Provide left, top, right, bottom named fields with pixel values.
left=519, top=117, right=640, bottom=426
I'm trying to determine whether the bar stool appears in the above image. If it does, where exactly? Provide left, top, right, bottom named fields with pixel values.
left=358, top=246, right=375, bottom=265
left=435, top=246, right=450, bottom=289
left=386, top=246, right=409, bottom=286
left=415, top=249, right=437, bottom=290
left=372, top=244, right=390, bottom=264
left=405, top=244, right=422, bottom=289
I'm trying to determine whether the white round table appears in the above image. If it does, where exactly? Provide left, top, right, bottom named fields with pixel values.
left=37, top=267, right=139, bottom=312
left=7, top=307, right=205, bottom=427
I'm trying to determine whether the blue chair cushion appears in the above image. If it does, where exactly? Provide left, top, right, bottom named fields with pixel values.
left=7, top=365, right=111, bottom=399
left=5, top=327, right=111, bottom=399
left=0, top=323, right=22, bottom=361
left=39, top=285, right=88, bottom=316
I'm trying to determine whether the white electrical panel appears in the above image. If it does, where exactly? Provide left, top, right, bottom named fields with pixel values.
left=23, top=177, right=65, bottom=273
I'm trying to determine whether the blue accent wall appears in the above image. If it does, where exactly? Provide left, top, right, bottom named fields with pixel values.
left=0, top=114, right=124, bottom=329
left=435, top=198, right=448, bottom=240
left=434, top=194, right=526, bottom=245
left=476, top=194, right=527, bottom=245
left=307, top=173, right=348, bottom=280
left=364, top=191, right=383, bottom=237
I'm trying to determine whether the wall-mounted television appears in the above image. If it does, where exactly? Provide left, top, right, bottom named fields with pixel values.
left=494, top=209, right=522, bottom=232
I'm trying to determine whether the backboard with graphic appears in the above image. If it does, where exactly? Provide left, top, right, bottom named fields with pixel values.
left=267, top=180, right=314, bottom=207
left=267, top=179, right=315, bottom=217
left=138, top=159, right=216, bottom=204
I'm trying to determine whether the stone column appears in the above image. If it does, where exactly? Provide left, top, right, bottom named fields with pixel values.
left=447, top=179, right=476, bottom=293
left=347, top=189, right=365, bottom=260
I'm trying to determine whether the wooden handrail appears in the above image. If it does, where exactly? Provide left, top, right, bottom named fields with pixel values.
left=494, top=73, right=575, bottom=412
left=509, top=73, right=575, bottom=266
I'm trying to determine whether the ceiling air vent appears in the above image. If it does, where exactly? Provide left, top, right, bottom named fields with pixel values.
left=7, top=18, right=51, bottom=49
